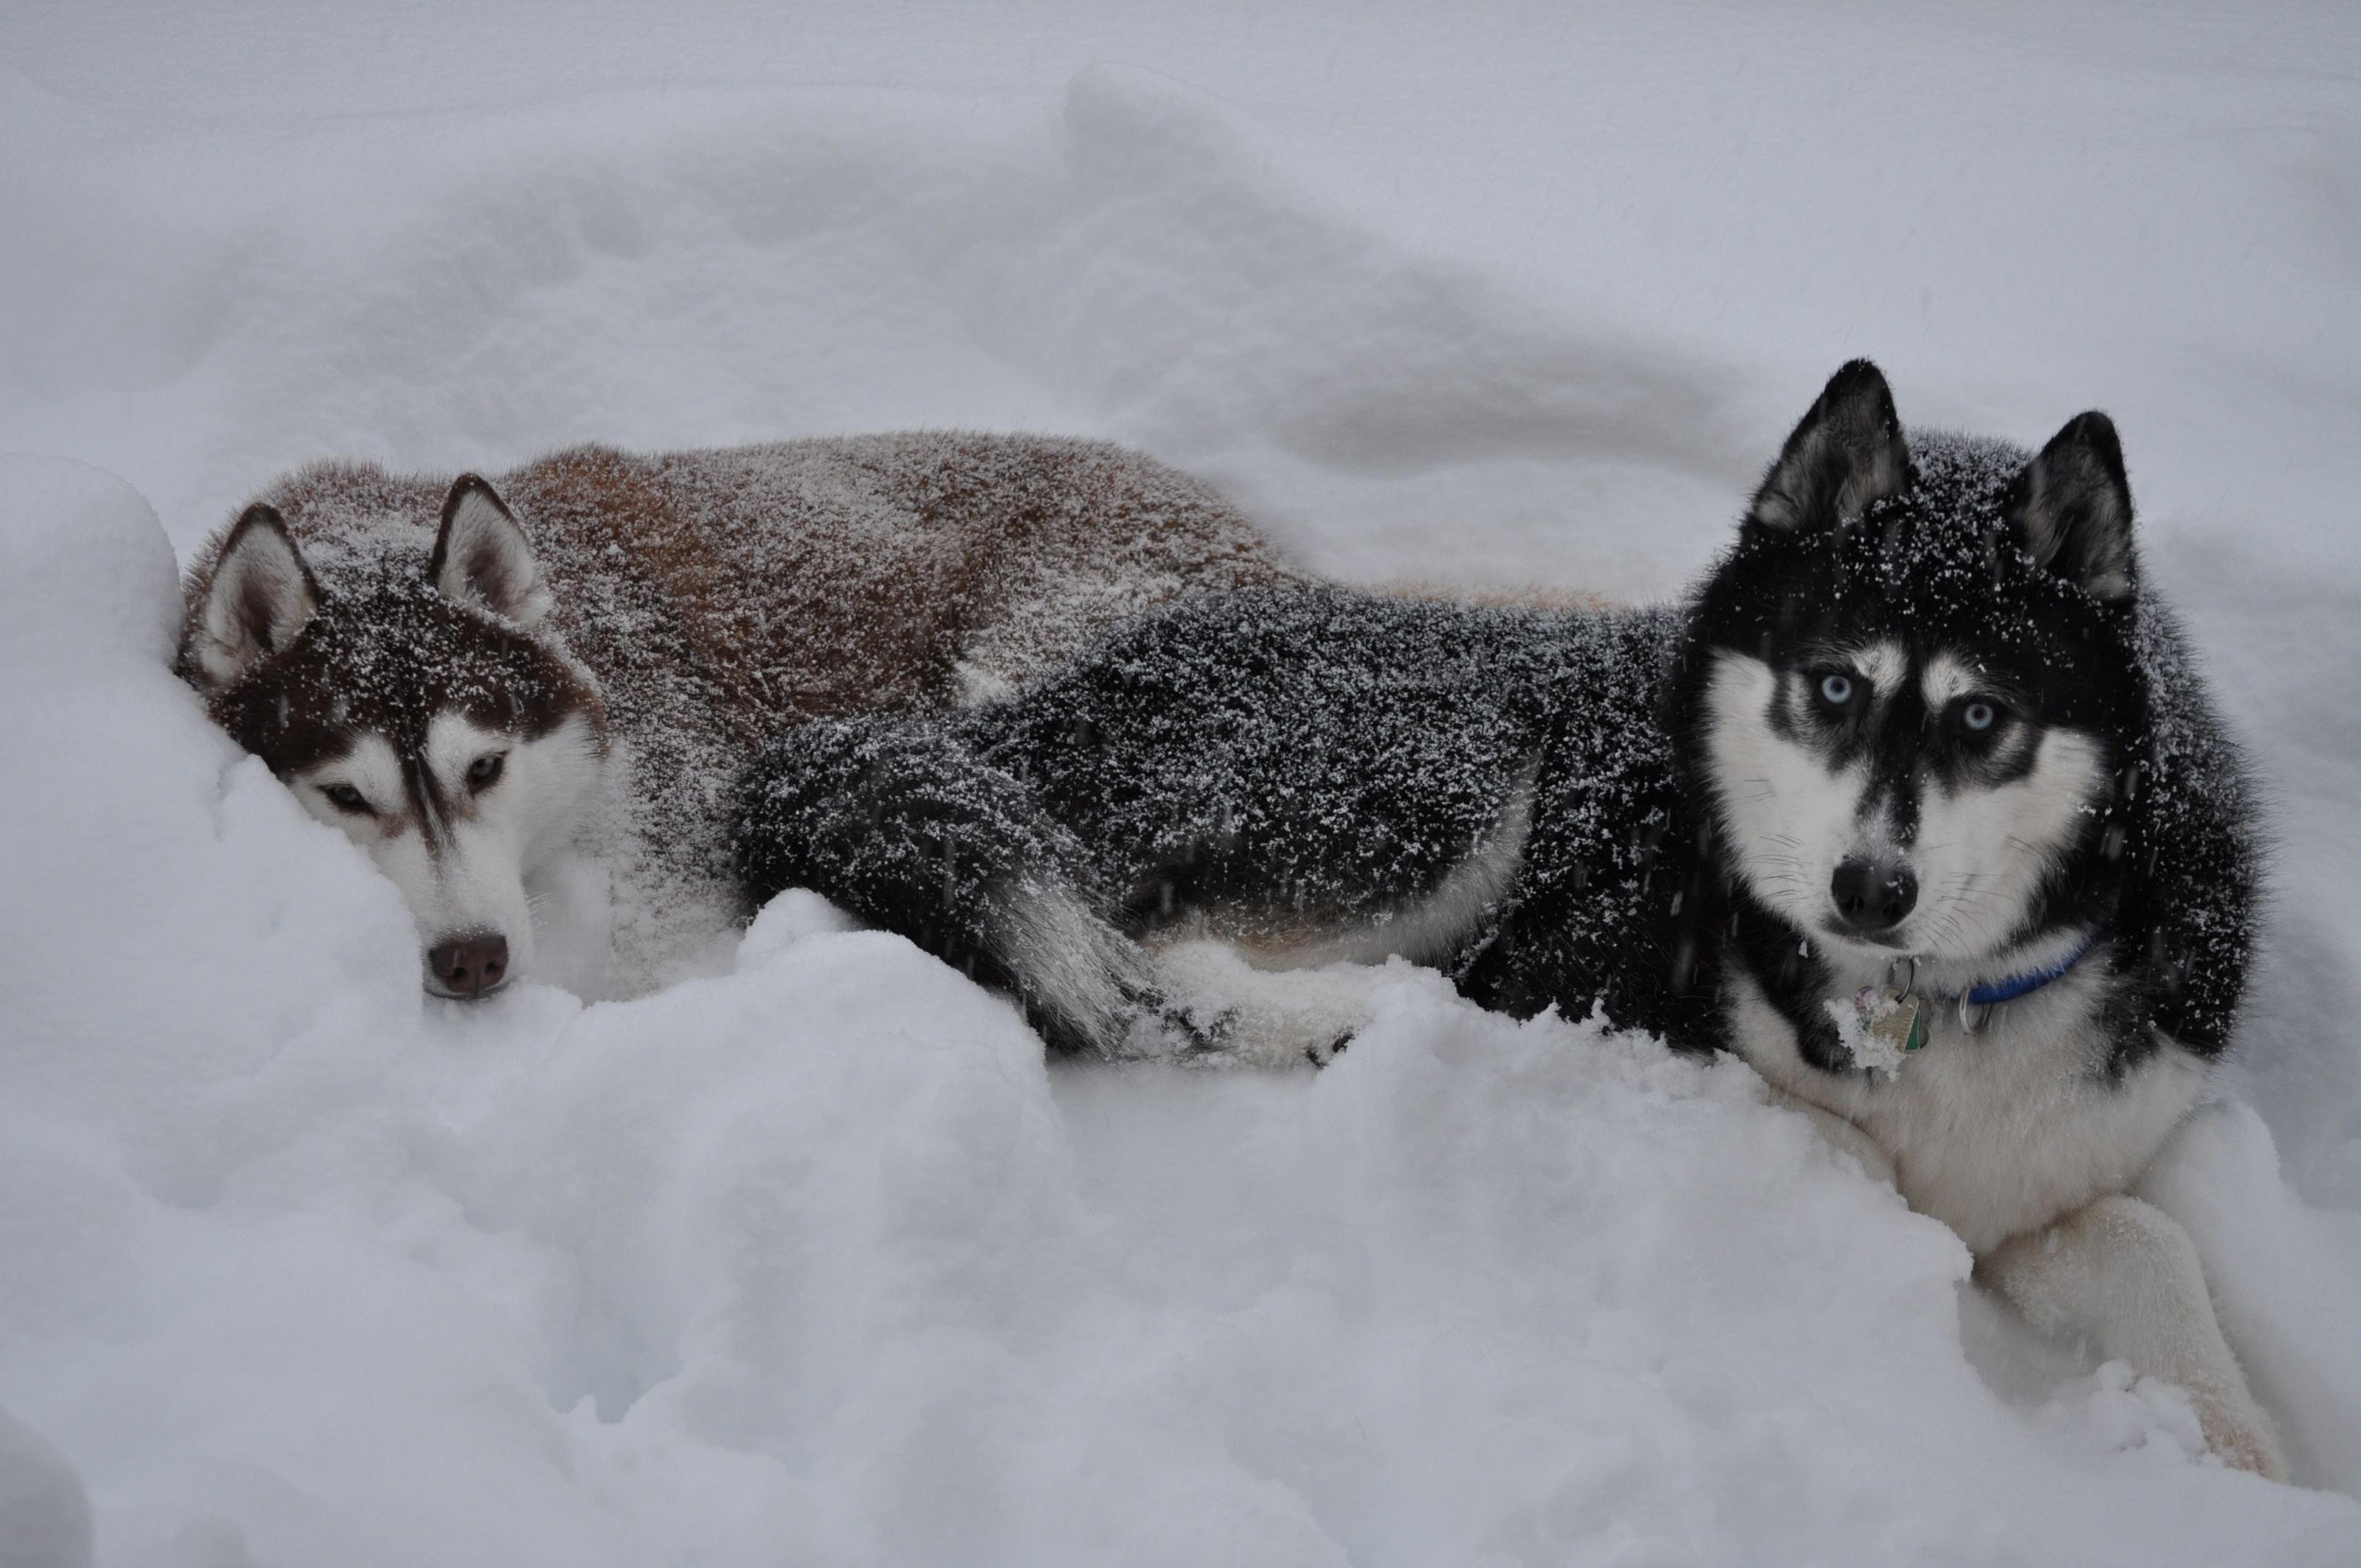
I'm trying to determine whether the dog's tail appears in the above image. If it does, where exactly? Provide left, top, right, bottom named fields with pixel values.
left=733, top=714, right=1162, bottom=1056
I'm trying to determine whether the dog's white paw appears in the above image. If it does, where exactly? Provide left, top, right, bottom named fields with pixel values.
left=1148, top=939, right=1381, bottom=1068
left=2191, top=1385, right=2288, bottom=1481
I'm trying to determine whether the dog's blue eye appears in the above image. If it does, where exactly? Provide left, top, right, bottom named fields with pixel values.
left=1962, top=701, right=1996, bottom=732
left=1818, top=674, right=1854, bottom=706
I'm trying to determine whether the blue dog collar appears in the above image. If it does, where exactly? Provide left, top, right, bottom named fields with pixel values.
left=1903, top=933, right=2095, bottom=1033
left=1877, top=934, right=2095, bottom=1039
left=1957, top=935, right=2095, bottom=1007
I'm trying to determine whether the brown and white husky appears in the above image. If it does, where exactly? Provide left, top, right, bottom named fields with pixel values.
left=177, top=436, right=1302, bottom=998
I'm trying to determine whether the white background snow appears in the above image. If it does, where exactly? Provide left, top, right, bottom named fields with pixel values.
left=5, top=2, right=2361, bottom=1562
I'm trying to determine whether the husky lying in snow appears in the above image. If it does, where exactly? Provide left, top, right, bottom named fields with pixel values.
left=733, top=363, right=2285, bottom=1477
left=177, top=438, right=1303, bottom=998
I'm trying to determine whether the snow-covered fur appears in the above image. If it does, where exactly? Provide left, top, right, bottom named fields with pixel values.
left=732, top=363, right=2282, bottom=1476
left=178, top=436, right=1304, bottom=997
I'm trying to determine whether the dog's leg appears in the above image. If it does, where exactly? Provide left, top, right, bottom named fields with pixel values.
left=1977, top=1194, right=2285, bottom=1480
left=733, top=715, right=1170, bottom=1056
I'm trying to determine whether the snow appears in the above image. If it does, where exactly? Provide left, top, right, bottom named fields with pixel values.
left=5, top=2, right=2361, bottom=1561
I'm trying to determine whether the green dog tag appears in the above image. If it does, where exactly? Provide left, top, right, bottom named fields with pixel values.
left=1828, top=983, right=1927, bottom=1077
left=1868, top=987, right=1928, bottom=1053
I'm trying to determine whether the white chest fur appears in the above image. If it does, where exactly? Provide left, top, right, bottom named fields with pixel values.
left=1728, top=965, right=2207, bottom=1253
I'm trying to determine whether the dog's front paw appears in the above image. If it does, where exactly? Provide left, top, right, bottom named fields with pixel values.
left=1982, top=1195, right=2289, bottom=1485
left=1146, top=939, right=1382, bottom=1070
left=2194, top=1388, right=2289, bottom=1481
left=1302, top=1028, right=1357, bottom=1069
left=1111, top=982, right=1230, bottom=1059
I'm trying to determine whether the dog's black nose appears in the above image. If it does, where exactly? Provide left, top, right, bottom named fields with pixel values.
left=428, top=932, right=509, bottom=998
left=1830, top=859, right=1917, bottom=934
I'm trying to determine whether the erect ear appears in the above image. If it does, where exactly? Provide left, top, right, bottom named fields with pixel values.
left=430, top=476, right=553, bottom=627
left=2004, top=411, right=2136, bottom=604
left=189, top=504, right=319, bottom=690
left=1746, top=360, right=1912, bottom=534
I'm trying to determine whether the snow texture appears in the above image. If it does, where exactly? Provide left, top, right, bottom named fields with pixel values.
left=7, top=4, right=2361, bottom=1562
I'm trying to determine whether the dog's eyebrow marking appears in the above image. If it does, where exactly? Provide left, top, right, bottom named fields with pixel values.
left=1854, top=641, right=1907, bottom=700
left=1921, top=653, right=1980, bottom=709
left=426, top=711, right=510, bottom=794
left=297, top=732, right=409, bottom=832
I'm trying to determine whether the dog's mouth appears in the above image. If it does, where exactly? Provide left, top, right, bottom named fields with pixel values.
left=1818, top=921, right=1914, bottom=952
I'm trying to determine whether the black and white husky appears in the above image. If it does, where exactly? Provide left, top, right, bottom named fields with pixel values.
left=733, top=363, right=2285, bottom=1476
left=177, top=438, right=1302, bottom=998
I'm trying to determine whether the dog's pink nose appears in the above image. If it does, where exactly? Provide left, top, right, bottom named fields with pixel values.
left=427, top=932, right=509, bottom=998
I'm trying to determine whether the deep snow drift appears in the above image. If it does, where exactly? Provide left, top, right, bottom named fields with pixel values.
left=5, top=4, right=2361, bottom=1563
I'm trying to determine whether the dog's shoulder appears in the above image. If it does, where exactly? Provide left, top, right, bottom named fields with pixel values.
left=2122, top=597, right=2262, bottom=1061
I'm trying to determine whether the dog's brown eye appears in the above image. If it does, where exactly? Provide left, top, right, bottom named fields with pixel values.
left=322, top=783, right=373, bottom=815
left=468, top=752, right=506, bottom=791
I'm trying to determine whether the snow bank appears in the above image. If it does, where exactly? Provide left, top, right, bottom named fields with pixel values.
left=7, top=4, right=2361, bottom=1560
left=0, top=57, right=1749, bottom=606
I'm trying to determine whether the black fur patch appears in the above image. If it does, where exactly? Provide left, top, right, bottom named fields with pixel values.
left=738, top=589, right=1714, bottom=1050
left=736, top=714, right=1136, bottom=1053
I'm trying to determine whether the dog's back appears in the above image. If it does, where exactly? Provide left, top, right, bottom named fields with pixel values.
left=733, top=586, right=1694, bottom=1053
left=250, top=435, right=1297, bottom=769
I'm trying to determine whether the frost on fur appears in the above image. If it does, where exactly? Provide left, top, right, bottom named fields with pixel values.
left=732, top=713, right=1164, bottom=1055
left=733, top=586, right=1689, bottom=1063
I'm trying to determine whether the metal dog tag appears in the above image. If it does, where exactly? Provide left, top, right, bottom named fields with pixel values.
left=1865, top=987, right=1928, bottom=1055
left=1825, top=962, right=1931, bottom=1078
left=1830, top=984, right=1926, bottom=1077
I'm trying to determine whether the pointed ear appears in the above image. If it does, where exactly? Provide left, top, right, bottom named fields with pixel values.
left=1747, top=360, right=1912, bottom=533
left=430, top=476, right=553, bottom=626
left=188, top=504, right=319, bottom=690
left=2005, top=411, right=2136, bottom=603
